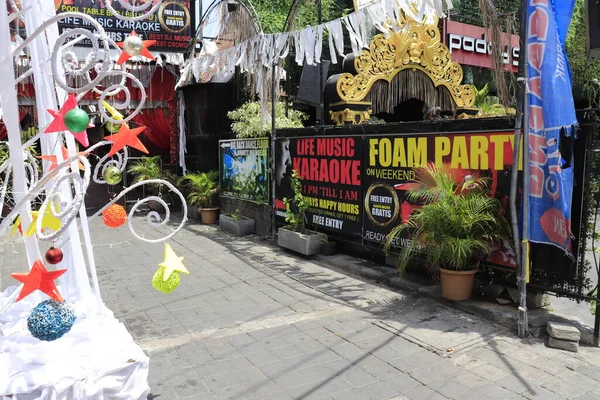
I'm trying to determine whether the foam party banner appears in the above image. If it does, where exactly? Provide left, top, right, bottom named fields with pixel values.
left=55, top=0, right=193, bottom=52
left=362, top=133, right=520, bottom=250
left=526, top=0, right=578, bottom=252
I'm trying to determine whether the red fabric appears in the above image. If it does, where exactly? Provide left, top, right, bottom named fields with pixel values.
left=0, top=112, right=27, bottom=140
left=23, top=67, right=177, bottom=103
left=132, top=108, right=171, bottom=151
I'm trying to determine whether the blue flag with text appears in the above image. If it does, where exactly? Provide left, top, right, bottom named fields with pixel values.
left=526, top=0, right=578, bottom=252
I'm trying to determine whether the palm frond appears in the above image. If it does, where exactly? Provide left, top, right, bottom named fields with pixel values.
left=386, top=163, right=511, bottom=272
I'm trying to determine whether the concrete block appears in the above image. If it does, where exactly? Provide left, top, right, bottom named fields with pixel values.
left=527, top=290, right=544, bottom=309
left=481, top=283, right=504, bottom=301
left=219, top=214, right=255, bottom=236
left=277, top=228, right=327, bottom=256
left=548, top=336, right=579, bottom=352
left=506, top=287, right=519, bottom=303
left=385, top=252, right=399, bottom=268
left=547, top=322, right=581, bottom=342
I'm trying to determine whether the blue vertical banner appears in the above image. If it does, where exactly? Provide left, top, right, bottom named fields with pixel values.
left=526, top=0, right=578, bottom=252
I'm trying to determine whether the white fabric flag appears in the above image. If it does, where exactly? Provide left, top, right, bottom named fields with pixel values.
left=343, top=13, right=363, bottom=56
left=315, top=25, right=324, bottom=63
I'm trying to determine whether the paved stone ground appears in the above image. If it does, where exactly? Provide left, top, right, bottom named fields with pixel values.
left=2, top=216, right=600, bottom=400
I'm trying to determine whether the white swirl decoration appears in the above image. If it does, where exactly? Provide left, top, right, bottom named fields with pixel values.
left=12, top=12, right=111, bottom=91
left=35, top=154, right=91, bottom=242
left=105, top=0, right=163, bottom=22
left=52, top=21, right=110, bottom=93
left=98, top=71, right=147, bottom=124
left=23, top=150, right=40, bottom=191
left=91, top=179, right=188, bottom=244
left=93, top=144, right=128, bottom=185
left=0, top=154, right=91, bottom=241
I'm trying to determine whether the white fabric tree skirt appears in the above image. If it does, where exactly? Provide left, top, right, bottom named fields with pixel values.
left=0, top=287, right=150, bottom=400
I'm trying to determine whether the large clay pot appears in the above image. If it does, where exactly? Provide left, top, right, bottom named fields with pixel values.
left=439, top=268, right=477, bottom=301
left=200, top=207, right=219, bottom=224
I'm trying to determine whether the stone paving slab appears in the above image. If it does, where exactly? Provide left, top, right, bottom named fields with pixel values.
left=2, top=217, right=600, bottom=400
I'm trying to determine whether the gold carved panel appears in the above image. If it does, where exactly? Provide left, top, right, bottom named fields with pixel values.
left=336, top=12, right=475, bottom=108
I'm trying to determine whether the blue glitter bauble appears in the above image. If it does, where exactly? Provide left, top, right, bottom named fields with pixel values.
left=27, top=299, right=76, bottom=341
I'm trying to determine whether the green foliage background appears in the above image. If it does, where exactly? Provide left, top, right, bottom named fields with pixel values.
left=245, top=0, right=349, bottom=33
left=228, top=101, right=308, bottom=138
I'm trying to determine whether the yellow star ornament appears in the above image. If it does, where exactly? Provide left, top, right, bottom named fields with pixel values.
left=25, top=203, right=62, bottom=237
left=158, top=243, right=189, bottom=281
left=10, top=215, right=22, bottom=237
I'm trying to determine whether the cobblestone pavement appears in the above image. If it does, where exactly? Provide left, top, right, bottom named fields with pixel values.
left=2, top=216, right=600, bottom=400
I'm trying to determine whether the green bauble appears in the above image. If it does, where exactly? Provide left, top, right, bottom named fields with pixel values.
left=105, top=121, right=121, bottom=133
left=103, top=165, right=123, bottom=185
left=64, top=108, right=89, bottom=133
left=152, top=267, right=180, bottom=294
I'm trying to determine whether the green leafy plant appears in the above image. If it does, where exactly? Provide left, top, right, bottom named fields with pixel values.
left=474, top=83, right=491, bottom=106
left=474, top=84, right=516, bottom=117
left=231, top=208, right=243, bottom=221
left=127, top=156, right=175, bottom=195
left=227, top=101, right=307, bottom=139
left=231, top=169, right=267, bottom=203
left=177, top=171, right=219, bottom=209
left=250, top=0, right=343, bottom=33
left=0, top=142, right=39, bottom=213
left=283, top=169, right=308, bottom=233
left=385, top=163, right=510, bottom=272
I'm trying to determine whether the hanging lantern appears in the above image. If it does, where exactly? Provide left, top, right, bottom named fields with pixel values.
left=123, top=35, right=144, bottom=57
left=152, top=266, right=181, bottom=294
left=103, top=165, right=123, bottom=185
left=45, top=247, right=64, bottom=265
left=27, top=299, right=76, bottom=341
left=64, top=107, right=90, bottom=133
left=102, top=204, right=127, bottom=228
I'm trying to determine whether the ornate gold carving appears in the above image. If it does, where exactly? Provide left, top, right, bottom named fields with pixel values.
left=336, top=12, right=475, bottom=108
left=330, top=108, right=372, bottom=125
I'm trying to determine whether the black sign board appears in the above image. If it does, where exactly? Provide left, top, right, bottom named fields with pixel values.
left=54, top=0, right=193, bottom=53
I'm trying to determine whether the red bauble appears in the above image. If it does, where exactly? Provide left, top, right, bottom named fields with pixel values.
left=102, top=204, right=127, bottom=228
left=45, top=247, right=64, bottom=265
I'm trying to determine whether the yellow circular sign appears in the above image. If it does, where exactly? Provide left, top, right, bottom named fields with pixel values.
left=158, top=1, right=191, bottom=34
left=364, top=183, right=400, bottom=227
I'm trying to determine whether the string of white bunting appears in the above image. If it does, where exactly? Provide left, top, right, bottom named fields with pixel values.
left=176, top=0, right=452, bottom=88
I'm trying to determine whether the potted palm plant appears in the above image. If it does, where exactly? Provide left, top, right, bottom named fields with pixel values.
left=177, top=171, right=220, bottom=224
left=277, top=170, right=327, bottom=256
left=127, top=156, right=175, bottom=213
left=385, top=163, right=509, bottom=301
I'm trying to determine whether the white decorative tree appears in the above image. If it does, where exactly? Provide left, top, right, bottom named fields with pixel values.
left=0, top=1, right=187, bottom=398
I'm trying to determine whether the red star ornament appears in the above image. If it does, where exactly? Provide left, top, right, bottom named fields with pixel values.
left=44, top=94, right=93, bottom=147
left=116, top=31, right=156, bottom=65
left=11, top=260, right=67, bottom=302
left=104, top=124, right=149, bottom=157
left=37, top=147, right=85, bottom=171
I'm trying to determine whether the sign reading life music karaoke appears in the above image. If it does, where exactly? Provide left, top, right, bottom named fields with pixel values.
left=274, top=136, right=364, bottom=236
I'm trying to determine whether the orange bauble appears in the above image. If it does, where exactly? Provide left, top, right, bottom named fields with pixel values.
left=102, top=204, right=127, bottom=228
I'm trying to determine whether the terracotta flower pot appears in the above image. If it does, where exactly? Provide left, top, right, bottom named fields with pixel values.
left=200, top=207, right=219, bottom=224
left=439, top=268, right=477, bottom=301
